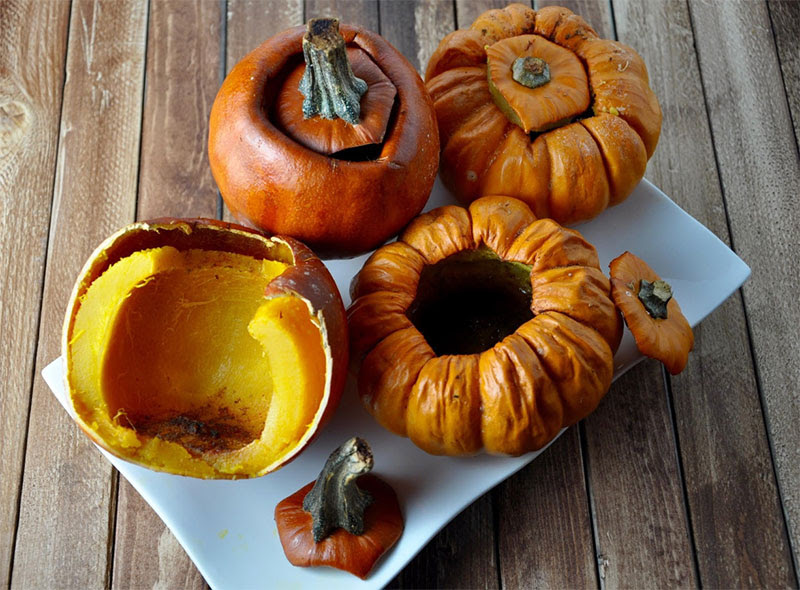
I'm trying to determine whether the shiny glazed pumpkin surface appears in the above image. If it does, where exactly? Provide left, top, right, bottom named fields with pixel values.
left=64, top=220, right=347, bottom=479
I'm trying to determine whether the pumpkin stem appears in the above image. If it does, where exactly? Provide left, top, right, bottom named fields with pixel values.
left=638, top=279, right=672, bottom=320
left=299, top=18, right=368, bottom=125
left=511, top=56, right=550, bottom=89
left=302, top=437, right=374, bottom=542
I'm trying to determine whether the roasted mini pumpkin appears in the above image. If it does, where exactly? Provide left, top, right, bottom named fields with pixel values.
left=209, top=18, right=439, bottom=256
left=275, top=437, right=403, bottom=579
left=63, top=219, right=348, bottom=478
left=425, top=4, right=661, bottom=224
left=348, top=196, right=622, bottom=456
left=610, top=251, right=693, bottom=375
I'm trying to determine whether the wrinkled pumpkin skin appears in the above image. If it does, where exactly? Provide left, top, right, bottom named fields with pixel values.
left=349, top=196, right=622, bottom=456
left=425, top=4, right=660, bottom=225
left=63, top=219, right=348, bottom=479
left=209, top=24, right=439, bottom=256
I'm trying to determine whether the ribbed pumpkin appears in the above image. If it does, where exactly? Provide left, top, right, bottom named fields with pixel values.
left=348, top=196, right=622, bottom=456
left=425, top=4, right=661, bottom=225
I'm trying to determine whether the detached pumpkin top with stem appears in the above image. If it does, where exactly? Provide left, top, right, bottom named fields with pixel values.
left=609, top=251, right=694, bottom=374
left=276, top=17, right=397, bottom=156
left=274, top=437, right=403, bottom=579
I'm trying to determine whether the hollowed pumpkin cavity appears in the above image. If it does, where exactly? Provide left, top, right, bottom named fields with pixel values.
left=68, top=246, right=326, bottom=477
left=406, top=247, right=533, bottom=356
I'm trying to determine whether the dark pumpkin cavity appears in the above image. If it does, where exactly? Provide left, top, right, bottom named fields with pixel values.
left=407, top=247, right=533, bottom=355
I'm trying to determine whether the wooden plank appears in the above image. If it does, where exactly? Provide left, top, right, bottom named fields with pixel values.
left=497, top=429, right=597, bottom=588
left=388, top=496, right=498, bottom=590
left=584, top=366, right=697, bottom=588
left=379, top=0, right=454, bottom=74
left=222, top=0, right=303, bottom=223
left=614, top=0, right=796, bottom=586
left=135, top=0, right=221, bottom=220
left=768, top=0, right=800, bottom=149
left=10, top=0, right=148, bottom=587
left=689, top=0, right=800, bottom=572
left=225, top=0, right=303, bottom=71
left=456, top=0, right=513, bottom=28
left=0, top=0, right=70, bottom=585
left=110, top=1, right=222, bottom=588
left=305, top=0, right=379, bottom=30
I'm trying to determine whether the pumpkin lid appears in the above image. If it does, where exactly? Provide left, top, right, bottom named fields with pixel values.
left=273, top=18, right=397, bottom=156
left=486, top=34, right=590, bottom=133
left=609, top=251, right=694, bottom=374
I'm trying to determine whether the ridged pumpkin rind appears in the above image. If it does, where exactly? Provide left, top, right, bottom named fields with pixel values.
left=425, top=3, right=660, bottom=225
left=349, top=196, right=620, bottom=456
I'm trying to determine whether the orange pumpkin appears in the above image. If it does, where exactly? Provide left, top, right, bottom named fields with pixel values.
left=275, top=438, right=403, bottom=579
left=425, top=4, right=661, bottom=225
left=63, top=219, right=348, bottom=478
left=348, top=196, right=622, bottom=456
left=209, top=18, right=439, bottom=256
left=609, top=251, right=694, bottom=374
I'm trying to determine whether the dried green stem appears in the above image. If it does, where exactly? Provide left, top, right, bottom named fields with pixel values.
left=302, top=437, right=374, bottom=542
left=638, top=279, right=673, bottom=319
left=512, top=56, right=550, bottom=89
left=299, top=18, right=367, bottom=124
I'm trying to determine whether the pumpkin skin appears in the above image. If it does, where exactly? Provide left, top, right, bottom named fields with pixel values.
left=63, top=218, right=348, bottom=478
left=425, top=4, right=660, bottom=225
left=275, top=474, right=403, bottom=579
left=348, top=196, right=622, bottom=456
left=609, top=251, right=694, bottom=374
left=209, top=23, right=439, bottom=256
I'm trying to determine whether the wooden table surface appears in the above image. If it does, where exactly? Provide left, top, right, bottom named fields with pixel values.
left=2, top=0, right=799, bottom=587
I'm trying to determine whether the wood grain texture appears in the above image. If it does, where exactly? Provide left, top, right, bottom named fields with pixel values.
left=379, top=0, right=454, bottom=74
left=113, top=490, right=208, bottom=590
left=225, top=0, right=303, bottom=70
left=497, top=429, right=597, bottom=589
left=689, top=0, right=800, bottom=572
left=10, top=0, right=148, bottom=587
left=222, top=0, right=303, bottom=222
left=0, top=1, right=70, bottom=586
left=389, top=495, right=499, bottom=590
left=305, top=0, right=379, bottom=30
left=584, top=365, right=697, bottom=588
left=615, top=0, right=796, bottom=586
left=768, top=0, right=800, bottom=150
left=136, top=0, right=221, bottom=220
left=110, top=2, right=222, bottom=588
left=455, top=0, right=513, bottom=28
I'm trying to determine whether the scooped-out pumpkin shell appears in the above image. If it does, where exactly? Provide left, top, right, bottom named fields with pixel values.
left=63, top=219, right=348, bottom=478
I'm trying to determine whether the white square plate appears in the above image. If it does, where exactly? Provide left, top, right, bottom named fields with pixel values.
left=43, top=178, right=750, bottom=589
